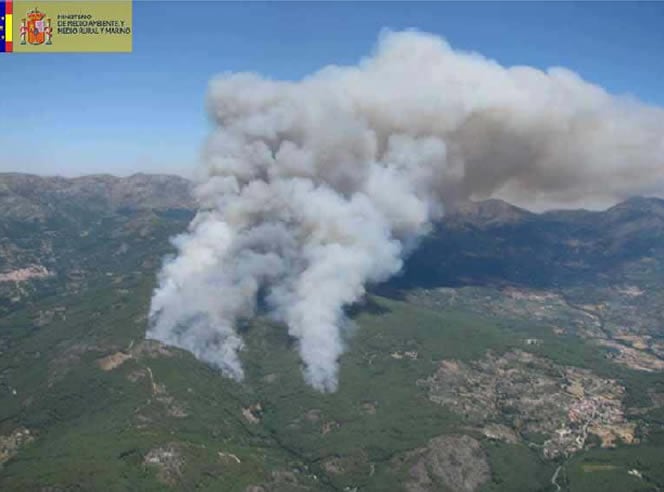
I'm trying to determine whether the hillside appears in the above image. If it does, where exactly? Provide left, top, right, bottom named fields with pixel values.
left=396, top=196, right=664, bottom=289
left=0, top=173, right=195, bottom=315
left=1, top=174, right=663, bottom=491
left=0, top=173, right=195, bottom=220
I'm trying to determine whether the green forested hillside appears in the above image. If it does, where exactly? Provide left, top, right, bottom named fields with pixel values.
left=1, top=175, right=664, bottom=491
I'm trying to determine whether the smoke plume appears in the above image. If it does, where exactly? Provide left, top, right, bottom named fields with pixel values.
left=147, top=31, right=664, bottom=391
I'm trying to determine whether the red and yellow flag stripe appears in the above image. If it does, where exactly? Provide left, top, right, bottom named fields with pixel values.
left=0, top=1, right=13, bottom=52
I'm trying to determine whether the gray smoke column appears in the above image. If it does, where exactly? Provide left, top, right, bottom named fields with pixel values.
left=147, top=31, right=664, bottom=391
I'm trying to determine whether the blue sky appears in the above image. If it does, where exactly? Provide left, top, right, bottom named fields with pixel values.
left=0, top=1, right=662, bottom=176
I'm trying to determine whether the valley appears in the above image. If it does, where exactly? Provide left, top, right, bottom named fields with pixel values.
left=1, top=174, right=664, bottom=491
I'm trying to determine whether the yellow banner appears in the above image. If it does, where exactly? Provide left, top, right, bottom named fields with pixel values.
left=13, top=0, right=131, bottom=52
left=6, top=14, right=12, bottom=42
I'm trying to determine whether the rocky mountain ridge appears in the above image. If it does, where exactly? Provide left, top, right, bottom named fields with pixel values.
left=0, top=173, right=195, bottom=221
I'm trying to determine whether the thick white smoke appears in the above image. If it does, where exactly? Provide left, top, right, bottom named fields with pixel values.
left=147, top=31, right=664, bottom=391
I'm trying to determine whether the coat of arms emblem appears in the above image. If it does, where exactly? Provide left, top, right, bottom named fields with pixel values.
left=21, top=7, right=52, bottom=46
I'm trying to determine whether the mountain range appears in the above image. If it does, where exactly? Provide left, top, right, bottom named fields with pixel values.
left=1, top=173, right=663, bottom=492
